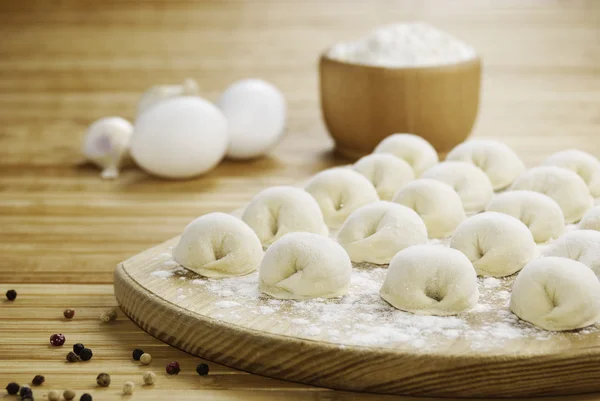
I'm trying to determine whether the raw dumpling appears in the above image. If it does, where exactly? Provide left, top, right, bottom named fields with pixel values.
left=485, top=190, right=565, bottom=243
left=543, top=149, right=600, bottom=198
left=446, top=140, right=525, bottom=190
left=337, top=201, right=427, bottom=264
left=421, top=161, right=494, bottom=213
left=173, top=213, right=263, bottom=278
left=392, top=179, right=465, bottom=239
left=373, top=133, right=439, bottom=176
left=450, top=212, right=536, bottom=277
left=580, top=206, right=600, bottom=231
left=510, top=166, right=593, bottom=224
left=305, top=168, right=379, bottom=228
left=510, top=257, right=600, bottom=331
left=541, top=230, right=600, bottom=276
left=352, top=154, right=414, bottom=200
left=380, top=245, right=478, bottom=316
left=241, top=186, right=328, bottom=247
left=259, top=232, right=352, bottom=299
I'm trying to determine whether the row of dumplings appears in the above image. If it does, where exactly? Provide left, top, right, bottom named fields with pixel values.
left=171, top=134, right=600, bottom=331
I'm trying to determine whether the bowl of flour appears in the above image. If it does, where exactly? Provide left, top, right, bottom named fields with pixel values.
left=320, top=22, right=481, bottom=160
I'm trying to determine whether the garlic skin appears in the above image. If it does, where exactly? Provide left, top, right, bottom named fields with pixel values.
left=137, top=78, right=200, bottom=117
left=217, top=79, right=287, bottom=159
left=130, top=96, right=228, bottom=179
left=82, top=116, right=134, bottom=179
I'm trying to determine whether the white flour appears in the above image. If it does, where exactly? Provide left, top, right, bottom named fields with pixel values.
left=327, top=22, right=476, bottom=67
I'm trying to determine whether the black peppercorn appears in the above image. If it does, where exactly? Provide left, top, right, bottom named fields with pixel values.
left=63, top=309, right=75, bottom=319
left=132, top=348, right=144, bottom=361
left=79, top=393, right=92, bottom=401
left=165, top=361, right=180, bottom=375
left=5, top=289, right=17, bottom=301
left=6, top=382, right=20, bottom=394
left=196, top=363, right=209, bottom=376
left=73, top=343, right=85, bottom=355
left=19, top=385, right=32, bottom=397
left=79, top=348, right=93, bottom=361
left=66, top=351, right=80, bottom=363
left=32, top=375, right=45, bottom=385
left=96, top=372, right=110, bottom=387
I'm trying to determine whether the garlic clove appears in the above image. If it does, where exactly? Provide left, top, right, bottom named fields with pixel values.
left=137, top=78, right=200, bottom=117
left=82, top=116, right=133, bottom=180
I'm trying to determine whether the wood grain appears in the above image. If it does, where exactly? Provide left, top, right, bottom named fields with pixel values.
left=1, top=0, right=600, bottom=400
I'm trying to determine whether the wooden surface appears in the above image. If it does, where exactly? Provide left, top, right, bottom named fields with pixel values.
left=114, top=231, right=600, bottom=398
left=1, top=1, right=600, bottom=400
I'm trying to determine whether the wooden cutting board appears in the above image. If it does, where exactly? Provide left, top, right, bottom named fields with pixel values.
left=114, top=229, right=600, bottom=398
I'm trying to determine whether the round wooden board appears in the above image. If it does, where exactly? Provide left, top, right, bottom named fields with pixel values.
left=114, top=235, right=600, bottom=398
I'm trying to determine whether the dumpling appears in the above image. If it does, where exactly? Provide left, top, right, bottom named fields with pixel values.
left=446, top=139, right=525, bottom=190
left=510, top=166, right=593, bottom=224
left=258, top=232, right=352, bottom=299
left=352, top=153, right=414, bottom=200
left=380, top=245, right=478, bottom=316
left=241, top=186, right=328, bottom=247
left=510, top=257, right=600, bottom=331
left=450, top=212, right=536, bottom=277
left=541, top=230, right=600, bottom=276
left=485, top=190, right=565, bottom=243
left=421, top=161, right=494, bottom=213
left=580, top=206, right=600, bottom=231
left=373, top=133, right=439, bottom=176
left=543, top=149, right=600, bottom=198
left=304, top=168, right=379, bottom=228
left=337, top=201, right=427, bottom=264
left=173, top=213, right=263, bottom=278
left=392, top=179, right=465, bottom=239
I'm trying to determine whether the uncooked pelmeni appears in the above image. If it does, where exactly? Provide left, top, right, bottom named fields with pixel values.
left=485, top=190, right=565, bottom=243
left=541, top=230, right=600, bottom=276
left=304, top=168, right=379, bottom=228
left=510, top=166, right=593, bottom=224
left=543, top=149, right=600, bottom=198
left=450, top=212, right=536, bottom=277
left=352, top=154, right=414, bottom=200
left=421, top=161, right=493, bottom=213
left=392, top=179, right=465, bottom=239
left=259, top=232, right=352, bottom=299
left=173, top=213, right=263, bottom=278
left=373, top=133, right=439, bottom=176
left=580, top=206, right=600, bottom=231
left=446, top=140, right=525, bottom=190
left=337, top=201, right=427, bottom=264
left=510, top=257, right=600, bottom=331
left=380, top=245, right=478, bottom=316
left=241, top=186, right=328, bottom=247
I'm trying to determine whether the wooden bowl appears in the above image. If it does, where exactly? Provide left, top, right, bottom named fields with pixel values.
left=319, top=54, right=482, bottom=159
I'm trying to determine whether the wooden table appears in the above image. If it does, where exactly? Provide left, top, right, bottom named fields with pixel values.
left=1, top=1, right=599, bottom=400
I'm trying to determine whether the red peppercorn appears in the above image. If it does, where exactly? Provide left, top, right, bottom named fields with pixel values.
left=32, top=374, right=45, bottom=385
left=5, top=289, right=17, bottom=301
left=50, top=333, right=66, bottom=346
left=166, top=361, right=180, bottom=375
left=63, top=309, right=75, bottom=319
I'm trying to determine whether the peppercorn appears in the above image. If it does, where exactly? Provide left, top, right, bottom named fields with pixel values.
left=96, top=373, right=110, bottom=387
left=79, top=393, right=92, bottom=401
left=143, top=371, right=156, bottom=385
left=196, top=363, right=210, bottom=376
left=66, top=351, right=79, bottom=363
left=122, top=381, right=134, bottom=395
left=79, top=348, right=93, bottom=361
left=5, top=289, right=17, bottom=301
left=100, top=308, right=117, bottom=323
left=22, top=395, right=34, bottom=401
left=73, top=343, right=85, bottom=355
left=140, top=353, right=152, bottom=365
left=49, top=334, right=65, bottom=347
left=132, top=348, right=144, bottom=361
left=63, top=309, right=75, bottom=319
left=32, top=375, right=45, bottom=385
left=6, top=382, right=20, bottom=395
left=165, top=361, right=180, bottom=375
left=63, top=389, right=76, bottom=401
left=19, top=385, right=32, bottom=397
left=48, top=390, right=60, bottom=401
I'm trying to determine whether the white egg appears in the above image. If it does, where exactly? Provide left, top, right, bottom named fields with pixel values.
left=130, top=96, right=228, bottom=179
left=217, top=79, right=287, bottom=159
